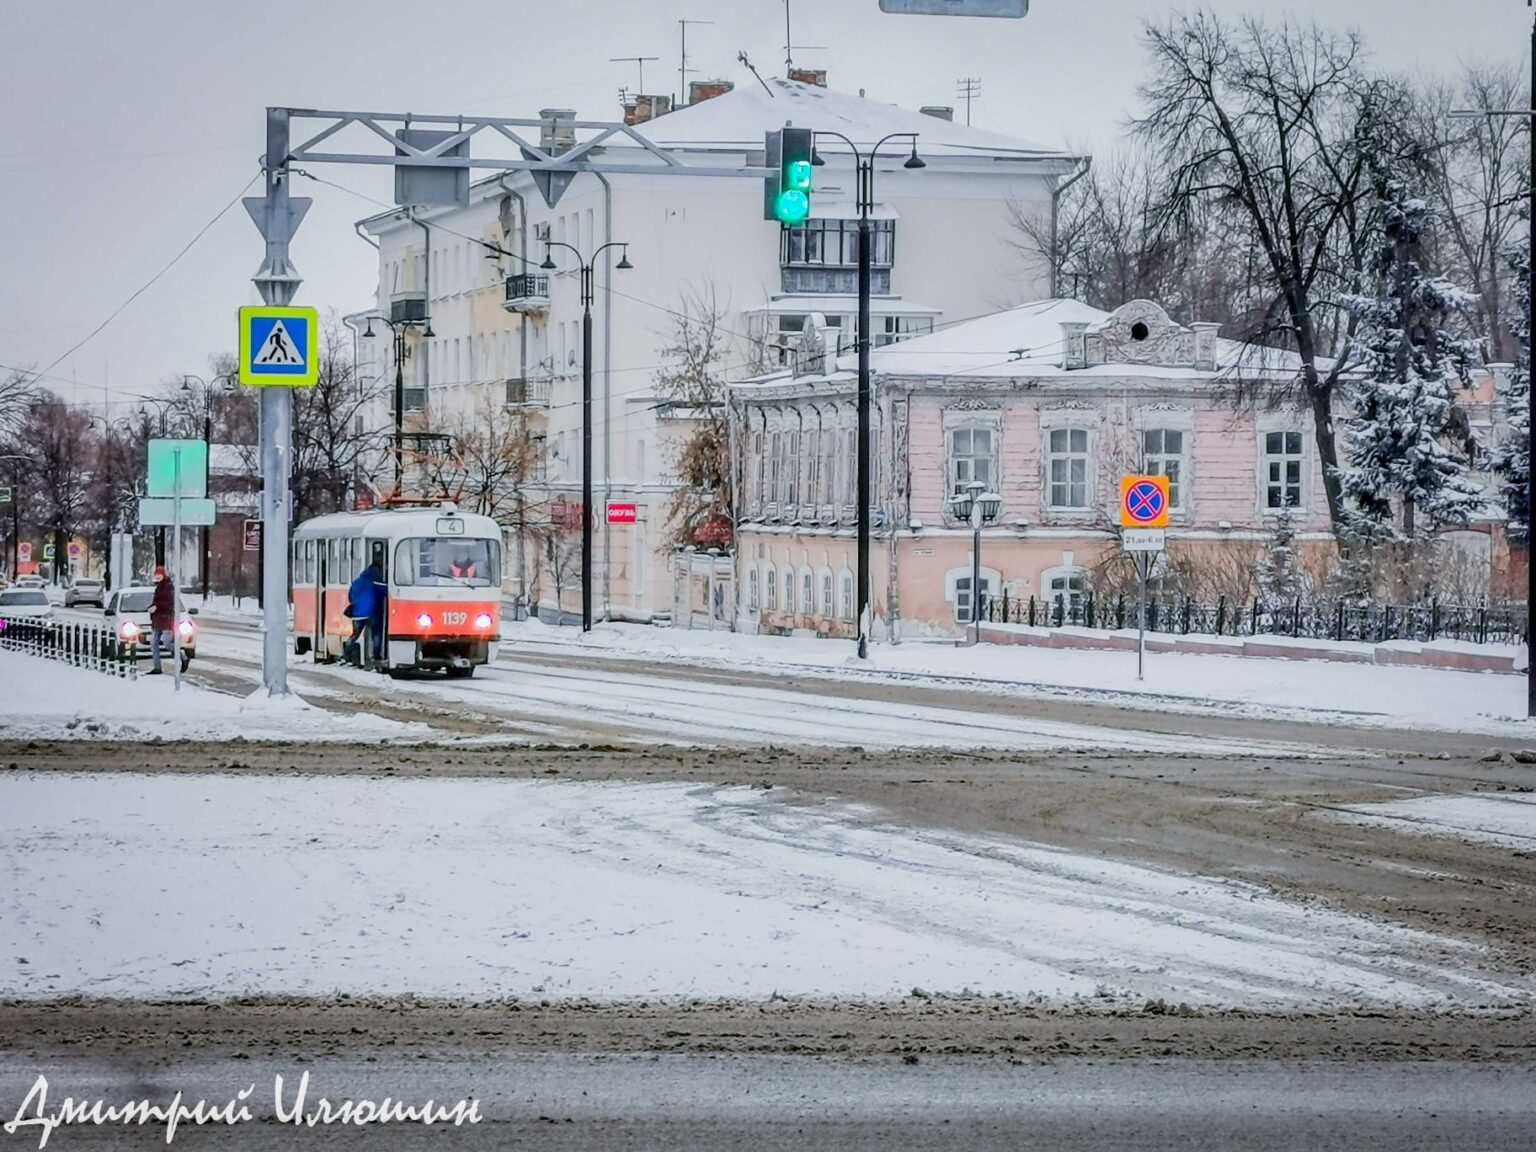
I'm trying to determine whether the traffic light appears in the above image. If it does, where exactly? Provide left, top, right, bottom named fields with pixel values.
left=764, top=127, right=814, bottom=227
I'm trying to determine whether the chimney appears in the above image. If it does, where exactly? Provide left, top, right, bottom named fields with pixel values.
left=788, top=67, right=827, bottom=88
left=623, top=94, right=673, bottom=126
left=688, top=79, right=734, bottom=105
left=539, top=108, right=577, bottom=155
left=920, top=106, right=954, bottom=121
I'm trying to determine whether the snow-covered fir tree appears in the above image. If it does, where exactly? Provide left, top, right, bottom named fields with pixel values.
left=1254, top=502, right=1309, bottom=605
left=1339, top=182, right=1484, bottom=537
left=1490, top=244, right=1529, bottom=547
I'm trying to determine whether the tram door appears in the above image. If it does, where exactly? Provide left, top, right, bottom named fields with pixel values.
left=369, top=540, right=388, bottom=662
left=313, top=539, right=328, bottom=657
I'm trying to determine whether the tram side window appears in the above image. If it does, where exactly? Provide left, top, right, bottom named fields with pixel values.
left=393, top=537, right=501, bottom=588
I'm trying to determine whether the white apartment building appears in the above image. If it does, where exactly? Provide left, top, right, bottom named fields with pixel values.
left=355, top=75, right=1080, bottom=622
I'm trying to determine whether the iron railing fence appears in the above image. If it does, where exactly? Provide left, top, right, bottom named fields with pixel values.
left=0, top=615, right=137, bottom=678
left=983, top=592, right=1526, bottom=647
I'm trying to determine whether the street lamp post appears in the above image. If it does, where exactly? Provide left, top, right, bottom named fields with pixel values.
left=948, top=480, right=1002, bottom=646
left=363, top=312, right=434, bottom=498
left=0, top=455, right=24, bottom=580
left=540, top=238, right=633, bottom=632
left=810, top=131, right=925, bottom=659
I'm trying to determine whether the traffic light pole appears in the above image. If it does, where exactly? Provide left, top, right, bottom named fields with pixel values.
left=811, top=131, right=922, bottom=659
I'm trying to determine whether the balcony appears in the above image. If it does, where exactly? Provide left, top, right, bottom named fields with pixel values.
left=390, top=292, right=427, bottom=324
left=503, top=273, right=551, bottom=314
left=504, top=376, right=552, bottom=408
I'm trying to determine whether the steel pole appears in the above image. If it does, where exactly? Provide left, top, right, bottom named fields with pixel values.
left=1528, top=11, right=1535, bottom=717
left=257, top=107, right=296, bottom=697
left=200, top=408, right=211, bottom=599
left=581, top=269, right=594, bottom=632
left=856, top=160, right=872, bottom=660
left=970, top=517, right=982, bottom=647
left=1137, top=553, right=1148, bottom=681
left=172, top=449, right=183, bottom=694
left=393, top=326, right=405, bottom=495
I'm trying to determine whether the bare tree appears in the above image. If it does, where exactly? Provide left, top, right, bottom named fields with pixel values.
left=0, top=368, right=35, bottom=441
left=1409, top=63, right=1530, bottom=362
left=1136, top=11, right=1413, bottom=530
left=289, top=317, right=391, bottom=522
left=655, top=283, right=735, bottom=548
left=14, top=392, right=95, bottom=583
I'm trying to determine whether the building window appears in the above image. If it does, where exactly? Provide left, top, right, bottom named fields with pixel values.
left=840, top=570, right=854, bottom=620
left=747, top=568, right=759, bottom=613
left=783, top=430, right=800, bottom=507
left=876, top=315, right=934, bottom=347
left=767, top=431, right=782, bottom=508
left=781, top=219, right=894, bottom=268
left=1140, top=428, right=1186, bottom=510
left=1043, top=567, right=1088, bottom=621
left=1047, top=427, right=1092, bottom=509
left=820, top=570, right=833, bottom=616
left=954, top=574, right=993, bottom=624
left=802, top=569, right=813, bottom=615
left=804, top=428, right=820, bottom=510
left=949, top=426, right=994, bottom=496
left=1263, top=431, right=1305, bottom=509
left=765, top=565, right=777, bottom=610
left=783, top=569, right=796, bottom=613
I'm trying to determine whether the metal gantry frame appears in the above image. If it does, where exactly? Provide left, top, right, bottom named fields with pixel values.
left=249, top=105, right=778, bottom=694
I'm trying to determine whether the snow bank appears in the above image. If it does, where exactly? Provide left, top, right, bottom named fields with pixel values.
left=1333, top=792, right=1536, bottom=851
left=503, top=621, right=1535, bottom=736
left=1, top=774, right=1524, bottom=1009
left=0, top=650, right=429, bottom=742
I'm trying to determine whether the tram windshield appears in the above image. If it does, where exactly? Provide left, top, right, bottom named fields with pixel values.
left=393, top=537, right=501, bottom=588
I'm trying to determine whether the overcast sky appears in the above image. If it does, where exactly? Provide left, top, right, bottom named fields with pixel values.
left=2, top=0, right=1526, bottom=415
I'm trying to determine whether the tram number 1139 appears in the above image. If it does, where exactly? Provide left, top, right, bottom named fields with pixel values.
left=442, top=611, right=469, bottom=627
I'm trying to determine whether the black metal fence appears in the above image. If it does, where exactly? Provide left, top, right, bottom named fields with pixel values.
left=983, top=592, right=1526, bottom=647
left=0, top=616, right=137, bottom=677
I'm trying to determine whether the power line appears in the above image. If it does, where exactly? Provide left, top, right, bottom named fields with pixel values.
left=29, top=172, right=259, bottom=390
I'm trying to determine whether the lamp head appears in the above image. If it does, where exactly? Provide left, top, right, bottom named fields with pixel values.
left=904, top=144, right=926, bottom=170
left=540, top=246, right=557, bottom=270
left=422, top=322, right=436, bottom=338
left=363, top=320, right=376, bottom=339
left=616, top=246, right=633, bottom=271
left=811, top=147, right=825, bottom=167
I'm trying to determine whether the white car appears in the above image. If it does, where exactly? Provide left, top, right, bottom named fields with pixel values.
left=64, top=578, right=106, bottom=608
left=14, top=575, right=45, bottom=590
left=0, top=587, right=56, bottom=625
left=104, top=586, right=197, bottom=670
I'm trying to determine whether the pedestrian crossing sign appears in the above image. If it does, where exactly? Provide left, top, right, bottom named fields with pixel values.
left=238, top=305, right=320, bottom=387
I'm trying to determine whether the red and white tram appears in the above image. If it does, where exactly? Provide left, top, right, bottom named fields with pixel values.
left=291, top=503, right=502, bottom=678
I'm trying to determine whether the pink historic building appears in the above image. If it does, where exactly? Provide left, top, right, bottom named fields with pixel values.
left=729, top=296, right=1458, bottom=638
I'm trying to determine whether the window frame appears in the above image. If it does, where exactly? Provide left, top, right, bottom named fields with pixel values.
left=1260, top=428, right=1307, bottom=512
left=1045, top=425, right=1094, bottom=511
left=1139, top=426, right=1188, bottom=513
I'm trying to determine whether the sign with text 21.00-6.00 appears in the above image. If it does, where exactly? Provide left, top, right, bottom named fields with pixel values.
left=238, top=306, right=320, bottom=387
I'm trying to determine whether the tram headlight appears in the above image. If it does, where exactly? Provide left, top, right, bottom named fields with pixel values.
left=474, top=613, right=493, bottom=630
left=416, top=612, right=433, bottom=628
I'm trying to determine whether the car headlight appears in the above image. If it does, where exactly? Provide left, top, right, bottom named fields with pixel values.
left=415, top=612, right=433, bottom=628
left=177, top=619, right=195, bottom=638
left=474, top=613, right=493, bottom=629
left=119, top=620, right=140, bottom=641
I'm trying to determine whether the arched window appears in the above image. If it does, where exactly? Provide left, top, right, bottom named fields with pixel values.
left=820, top=568, right=834, bottom=616
left=801, top=568, right=814, bottom=616
left=764, top=565, right=777, bottom=610
left=839, top=570, right=854, bottom=621
left=784, top=569, right=796, bottom=614
left=1041, top=566, right=1089, bottom=623
left=747, top=567, right=760, bottom=613
left=946, top=565, right=1002, bottom=624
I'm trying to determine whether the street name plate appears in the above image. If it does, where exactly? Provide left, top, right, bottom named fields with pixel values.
left=1122, top=528, right=1166, bottom=553
left=139, top=497, right=218, bottom=527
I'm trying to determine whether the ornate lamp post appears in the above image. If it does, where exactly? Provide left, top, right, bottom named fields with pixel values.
left=948, top=479, right=1002, bottom=645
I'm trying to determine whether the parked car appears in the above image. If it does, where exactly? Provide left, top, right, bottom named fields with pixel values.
left=104, top=586, right=197, bottom=670
left=0, top=587, right=56, bottom=626
left=15, top=575, right=45, bottom=590
left=64, top=578, right=106, bottom=608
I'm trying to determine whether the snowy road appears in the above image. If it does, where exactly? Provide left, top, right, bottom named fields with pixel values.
left=146, top=613, right=1329, bottom=756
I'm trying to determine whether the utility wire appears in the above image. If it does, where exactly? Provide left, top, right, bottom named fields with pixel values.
left=30, top=173, right=260, bottom=391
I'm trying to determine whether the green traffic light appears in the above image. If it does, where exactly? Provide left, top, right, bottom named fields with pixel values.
left=775, top=189, right=810, bottom=225
left=786, top=159, right=812, bottom=191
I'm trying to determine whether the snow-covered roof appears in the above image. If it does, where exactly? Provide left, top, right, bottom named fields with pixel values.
left=633, top=78, right=1073, bottom=162
left=853, top=299, right=1311, bottom=381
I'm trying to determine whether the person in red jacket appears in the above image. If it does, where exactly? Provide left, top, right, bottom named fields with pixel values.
left=147, top=566, right=176, bottom=676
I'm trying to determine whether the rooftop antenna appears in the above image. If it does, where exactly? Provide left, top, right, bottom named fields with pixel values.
left=678, top=19, right=714, bottom=106
left=738, top=51, right=774, bottom=97
left=957, top=76, right=981, bottom=125
left=611, top=56, right=660, bottom=93
left=783, top=0, right=826, bottom=73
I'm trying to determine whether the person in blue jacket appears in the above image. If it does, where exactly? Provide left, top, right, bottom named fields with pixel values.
left=345, top=560, right=384, bottom=667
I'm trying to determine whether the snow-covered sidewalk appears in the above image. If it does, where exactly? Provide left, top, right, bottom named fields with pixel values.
left=504, top=620, right=1535, bottom=737
left=1, top=773, right=1524, bottom=1010
left=1332, top=792, right=1536, bottom=851
left=0, top=650, right=428, bottom=743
